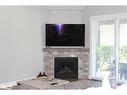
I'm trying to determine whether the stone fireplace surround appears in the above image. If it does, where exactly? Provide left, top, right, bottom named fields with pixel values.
left=43, top=48, right=89, bottom=79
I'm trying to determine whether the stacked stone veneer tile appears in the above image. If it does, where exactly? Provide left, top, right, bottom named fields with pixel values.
left=43, top=48, right=89, bottom=79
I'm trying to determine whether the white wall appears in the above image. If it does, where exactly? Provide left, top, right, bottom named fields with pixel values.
left=84, top=6, right=127, bottom=48
left=47, top=6, right=85, bottom=24
left=48, top=10, right=83, bottom=23
left=0, top=6, right=86, bottom=84
left=0, top=6, right=48, bottom=83
left=2, top=6, right=127, bottom=84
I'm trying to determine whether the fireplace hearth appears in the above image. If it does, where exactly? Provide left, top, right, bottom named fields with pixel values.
left=54, top=57, right=78, bottom=80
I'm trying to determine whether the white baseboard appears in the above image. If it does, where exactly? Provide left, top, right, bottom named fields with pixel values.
left=0, top=77, right=35, bottom=88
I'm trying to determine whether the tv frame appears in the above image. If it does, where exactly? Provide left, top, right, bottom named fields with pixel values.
left=45, top=24, right=85, bottom=48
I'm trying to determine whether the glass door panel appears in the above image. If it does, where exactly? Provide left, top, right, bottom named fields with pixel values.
left=95, top=20, right=115, bottom=77
left=119, top=19, right=127, bottom=81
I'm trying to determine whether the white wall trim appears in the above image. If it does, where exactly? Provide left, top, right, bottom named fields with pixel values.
left=89, top=16, right=97, bottom=79
left=89, top=17, right=93, bottom=79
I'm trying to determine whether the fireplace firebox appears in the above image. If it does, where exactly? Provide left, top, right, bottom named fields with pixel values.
left=54, top=57, right=78, bottom=80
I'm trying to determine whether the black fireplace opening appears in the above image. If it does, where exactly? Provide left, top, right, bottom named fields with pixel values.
left=54, top=57, right=78, bottom=80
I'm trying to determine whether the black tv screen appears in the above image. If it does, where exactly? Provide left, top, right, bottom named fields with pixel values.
left=46, top=24, right=85, bottom=47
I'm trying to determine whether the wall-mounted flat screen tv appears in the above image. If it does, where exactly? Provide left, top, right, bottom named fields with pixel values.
left=46, top=24, right=85, bottom=47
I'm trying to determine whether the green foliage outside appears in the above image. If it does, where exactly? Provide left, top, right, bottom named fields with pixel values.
left=96, top=46, right=114, bottom=71
left=96, top=46, right=127, bottom=71
left=120, top=46, right=127, bottom=62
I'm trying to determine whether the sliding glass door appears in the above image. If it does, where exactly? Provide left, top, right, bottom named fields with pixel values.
left=119, top=18, right=127, bottom=81
left=91, top=14, right=127, bottom=82
left=95, top=20, right=115, bottom=78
